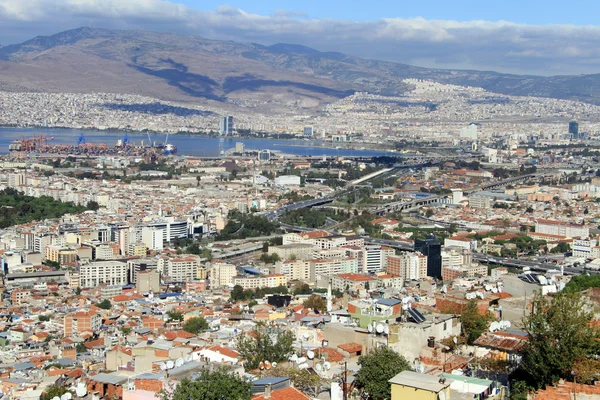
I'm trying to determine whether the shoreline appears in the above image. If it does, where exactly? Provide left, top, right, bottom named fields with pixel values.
left=0, top=126, right=397, bottom=154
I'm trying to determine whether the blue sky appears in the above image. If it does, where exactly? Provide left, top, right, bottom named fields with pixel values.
left=1, top=0, right=599, bottom=75
left=177, top=0, right=594, bottom=25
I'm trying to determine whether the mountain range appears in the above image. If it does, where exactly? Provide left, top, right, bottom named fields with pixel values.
left=0, top=27, right=599, bottom=109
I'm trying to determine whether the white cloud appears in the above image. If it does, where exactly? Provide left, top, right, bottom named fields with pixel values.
left=1, top=0, right=600, bottom=75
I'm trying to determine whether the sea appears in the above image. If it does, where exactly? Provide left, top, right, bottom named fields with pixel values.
left=0, top=128, right=398, bottom=158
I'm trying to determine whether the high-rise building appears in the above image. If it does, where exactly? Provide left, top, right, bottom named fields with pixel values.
left=220, top=116, right=233, bottom=136
left=414, top=235, right=442, bottom=279
left=569, top=121, right=579, bottom=139
left=258, top=149, right=271, bottom=162
left=303, top=126, right=314, bottom=138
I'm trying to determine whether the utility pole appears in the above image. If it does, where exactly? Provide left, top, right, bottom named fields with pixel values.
left=342, top=361, right=348, bottom=400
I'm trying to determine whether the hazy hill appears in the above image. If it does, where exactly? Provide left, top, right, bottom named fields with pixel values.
left=0, top=27, right=599, bottom=107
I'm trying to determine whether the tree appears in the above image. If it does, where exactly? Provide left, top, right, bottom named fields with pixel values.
left=425, top=208, right=434, bottom=218
left=461, top=300, right=492, bottom=345
left=166, top=309, right=183, bottom=322
left=519, top=291, right=600, bottom=389
left=364, top=281, right=370, bottom=291
left=262, top=365, right=327, bottom=398
left=236, top=326, right=295, bottom=369
left=75, top=287, right=81, bottom=295
left=304, top=295, right=327, bottom=313
left=86, top=201, right=100, bottom=211
left=182, top=317, right=209, bottom=334
left=292, top=282, right=311, bottom=295
left=41, top=385, right=72, bottom=400
left=355, top=346, right=412, bottom=400
left=159, top=367, right=251, bottom=400
left=96, top=299, right=112, bottom=310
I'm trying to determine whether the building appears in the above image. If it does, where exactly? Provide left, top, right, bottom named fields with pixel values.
left=415, top=235, right=442, bottom=279
left=220, top=116, right=233, bottom=136
left=330, top=273, right=374, bottom=291
left=362, top=245, right=395, bottom=273
left=303, top=126, right=314, bottom=138
left=235, top=142, right=245, bottom=153
left=275, top=260, right=312, bottom=281
left=258, top=150, right=271, bottom=162
left=572, top=239, right=599, bottom=258
left=468, top=196, right=491, bottom=209
left=159, top=256, right=200, bottom=283
left=136, top=269, right=160, bottom=293
left=45, top=246, right=78, bottom=266
left=127, top=258, right=158, bottom=283
left=207, top=262, right=237, bottom=288
left=387, top=252, right=428, bottom=280
left=442, top=264, right=488, bottom=281
left=274, top=175, right=301, bottom=186
left=79, top=261, right=128, bottom=288
left=459, top=123, right=478, bottom=140
left=569, top=120, right=579, bottom=138
left=141, top=227, right=164, bottom=251
left=64, top=311, right=101, bottom=337
left=389, top=371, right=451, bottom=400
left=535, top=219, right=589, bottom=238
left=268, top=244, right=317, bottom=261
left=232, top=274, right=286, bottom=290
left=312, top=258, right=358, bottom=281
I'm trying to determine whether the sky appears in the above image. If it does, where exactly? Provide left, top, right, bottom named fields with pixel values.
left=0, top=0, right=599, bottom=76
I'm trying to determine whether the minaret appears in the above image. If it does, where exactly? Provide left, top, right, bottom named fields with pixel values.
left=327, top=281, right=333, bottom=313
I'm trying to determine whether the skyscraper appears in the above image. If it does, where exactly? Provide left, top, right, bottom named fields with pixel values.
left=414, top=235, right=442, bottom=279
left=569, top=121, right=579, bottom=139
left=220, top=116, right=233, bottom=136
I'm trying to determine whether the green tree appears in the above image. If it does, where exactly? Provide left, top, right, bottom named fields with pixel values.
left=159, top=367, right=251, bottom=400
left=236, top=326, right=295, bottom=369
left=355, top=346, right=412, bottom=400
left=292, top=282, right=311, bottom=295
left=86, top=201, right=100, bottom=211
left=230, top=285, right=247, bottom=302
left=304, top=295, right=327, bottom=313
left=182, top=317, right=209, bottom=334
left=41, top=385, right=73, bottom=400
left=425, top=208, right=434, bottom=218
left=461, top=300, right=492, bottom=345
left=519, top=291, right=600, bottom=389
left=96, top=299, right=112, bottom=310
left=75, top=286, right=81, bottom=295
left=167, top=309, right=184, bottom=322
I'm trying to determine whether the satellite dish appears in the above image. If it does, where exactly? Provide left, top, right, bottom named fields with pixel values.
left=384, top=325, right=390, bottom=335
left=324, top=362, right=331, bottom=370
left=175, top=358, right=184, bottom=367
left=491, top=287, right=498, bottom=293
left=316, top=364, right=323, bottom=372
left=63, top=393, right=73, bottom=400
left=402, top=303, right=408, bottom=311
left=296, top=357, right=307, bottom=364
left=489, top=322, right=500, bottom=332
left=265, top=361, right=271, bottom=370
left=368, top=324, right=373, bottom=333
left=439, top=391, right=447, bottom=400
left=376, top=324, right=384, bottom=334
left=52, top=397, right=60, bottom=400
left=302, top=333, right=310, bottom=340
left=166, top=361, right=174, bottom=369
left=61, top=394, right=70, bottom=400
left=272, top=362, right=277, bottom=368
left=298, top=362, right=309, bottom=369
left=289, top=354, right=298, bottom=361
left=159, top=363, right=167, bottom=371
left=307, top=350, right=315, bottom=360
left=453, top=336, right=458, bottom=344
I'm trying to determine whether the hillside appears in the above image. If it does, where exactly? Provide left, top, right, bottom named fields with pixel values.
left=0, top=27, right=599, bottom=108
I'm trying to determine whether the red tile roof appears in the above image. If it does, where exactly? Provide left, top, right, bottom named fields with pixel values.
left=252, top=387, right=310, bottom=400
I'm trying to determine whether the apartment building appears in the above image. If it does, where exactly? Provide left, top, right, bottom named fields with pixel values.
left=64, top=311, right=102, bottom=337
left=276, top=260, right=312, bottom=281
left=311, top=257, right=359, bottom=281
left=232, top=274, right=287, bottom=290
left=79, top=261, right=128, bottom=288
left=536, top=219, right=589, bottom=239
left=362, top=245, right=395, bottom=274
left=387, top=252, right=428, bottom=280
left=442, top=264, right=488, bottom=281
left=207, top=262, right=237, bottom=288
left=268, top=243, right=317, bottom=261
left=158, top=256, right=200, bottom=283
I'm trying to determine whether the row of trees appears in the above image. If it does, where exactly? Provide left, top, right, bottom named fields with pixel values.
left=0, top=188, right=91, bottom=228
left=216, top=213, right=279, bottom=241
left=279, top=208, right=349, bottom=229
left=230, top=284, right=289, bottom=302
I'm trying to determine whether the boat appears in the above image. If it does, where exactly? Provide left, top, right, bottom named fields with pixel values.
left=163, top=143, right=177, bottom=155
